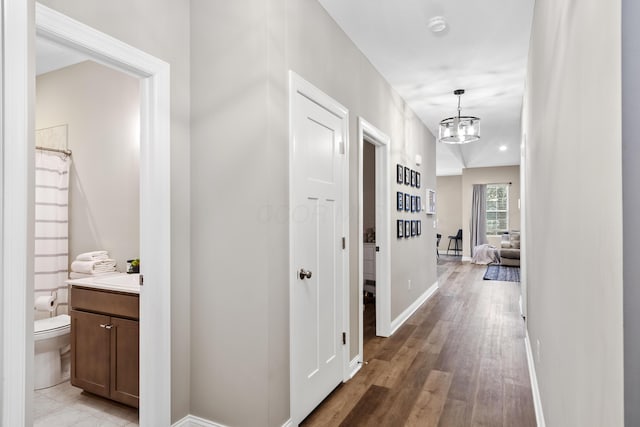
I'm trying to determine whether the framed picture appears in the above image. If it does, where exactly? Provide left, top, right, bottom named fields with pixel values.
left=417, top=220, right=422, bottom=236
left=425, top=189, right=436, bottom=215
left=397, top=220, right=404, bottom=238
left=416, top=172, right=421, bottom=188
left=404, top=167, right=410, bottom=185
left=396, top=192, right=403, bottom=211
left=404, top=193, right=411, bottom=212
left=410, top=170, right=416, bottom=187
left=411, top=220, right=417, bottom=236
left=411, top=195, right=416, bottom=212
left=396, top=164, right=404, bottom=184
left=404, top=220, right=411, bottom=238
left=416, top=196, right=421, bottom=212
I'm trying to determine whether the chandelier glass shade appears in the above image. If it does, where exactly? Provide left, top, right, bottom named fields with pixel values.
left=438, top=89, right=480, bottom=144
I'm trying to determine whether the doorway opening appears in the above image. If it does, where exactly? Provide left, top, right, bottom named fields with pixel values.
left=357, top=118, right=391, bottom=369
left=2, top=4, right=171, bottom=425
left=362, top=140, right=377, bottom=355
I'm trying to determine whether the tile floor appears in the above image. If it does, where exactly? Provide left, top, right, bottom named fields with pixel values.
left=34, top=381, right=138, bottom=426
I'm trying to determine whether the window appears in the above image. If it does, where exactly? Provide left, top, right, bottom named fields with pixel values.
left=486, top=184, right=509, bottom=235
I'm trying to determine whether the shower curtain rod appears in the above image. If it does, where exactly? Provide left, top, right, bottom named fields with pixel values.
left=36, top=146, right=72, bottom=156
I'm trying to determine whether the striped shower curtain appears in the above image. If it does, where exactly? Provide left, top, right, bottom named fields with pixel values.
left=34, top=150, right=72, bottom=318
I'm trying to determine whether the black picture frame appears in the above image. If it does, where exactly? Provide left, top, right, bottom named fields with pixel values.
left=411, top=195, right=416, bottom=212
left=396, top=192, right=403, bottom=211
left=411, top=220, right=417, bottom=236
left=416, top=172, right=421, bottom=188
left=416, top=196, right=421, bottom=212
left=417, top=220, right=422, bottom=236
left=396, top=164, right=404, bottom=184
left=404, top=220, right=411, bottom=238
left=404, top=166, right=410, bottom=185
left=397, top=220, right=404, bottom=238
left=404, top=193, right=411, bottom=211
left=410, top=170, right=416, bottom=187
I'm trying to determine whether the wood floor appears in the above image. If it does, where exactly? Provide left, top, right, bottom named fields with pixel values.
left=301, top=259, right=536, bottom=427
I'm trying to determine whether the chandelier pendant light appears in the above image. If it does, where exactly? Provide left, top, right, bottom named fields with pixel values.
left=438, top=89, right=480, bottom=144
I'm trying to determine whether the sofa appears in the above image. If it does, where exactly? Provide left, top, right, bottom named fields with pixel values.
left=500, top=231, right=520, bottom=267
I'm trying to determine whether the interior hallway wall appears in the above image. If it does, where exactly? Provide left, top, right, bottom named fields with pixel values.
left=36, top=0, right=192, bottom=421
left=435, top=175, right=462, bottom=252
left=523, top=0, right=623, bottom=425
left=36, top=61, right=140, bottom=273
left=189, top=0, right=436, bottom=425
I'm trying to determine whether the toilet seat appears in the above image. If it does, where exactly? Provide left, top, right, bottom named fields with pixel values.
left=34, top=314, right=70, bottom=340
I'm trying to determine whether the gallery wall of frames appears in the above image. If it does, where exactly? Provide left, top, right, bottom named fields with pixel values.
left=396, top=164, right=422, bottom=239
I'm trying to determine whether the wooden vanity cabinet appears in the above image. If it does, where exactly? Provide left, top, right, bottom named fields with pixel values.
left=70, top=286, right=139, bottom=408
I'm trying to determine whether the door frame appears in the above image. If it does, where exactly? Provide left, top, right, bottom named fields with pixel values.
left=2, top=4, right=171, bottom=425
left=357, top=118, right=391, bottom=357
left=288, top=71, right=350, bottom=425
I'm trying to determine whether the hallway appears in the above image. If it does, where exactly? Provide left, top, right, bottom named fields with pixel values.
left=301, top=260, right=536, bottom=426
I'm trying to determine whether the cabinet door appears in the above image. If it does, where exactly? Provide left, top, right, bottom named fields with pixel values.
left=70, top=309, right=111, bottom=398
left=110, top=317, right=139, bottom=408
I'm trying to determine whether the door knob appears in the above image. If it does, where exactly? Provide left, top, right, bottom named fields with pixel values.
left=299, top=269, right=312, bottom=280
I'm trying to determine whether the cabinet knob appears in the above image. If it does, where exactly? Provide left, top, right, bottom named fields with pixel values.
left=100, top=323, right=113, bottom=329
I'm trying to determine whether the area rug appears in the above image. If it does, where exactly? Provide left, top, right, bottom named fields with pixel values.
left=483, top=264, right=520, bottom=282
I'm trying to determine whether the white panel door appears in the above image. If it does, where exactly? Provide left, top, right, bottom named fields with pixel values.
left=291, top=79, right=347, bottom=424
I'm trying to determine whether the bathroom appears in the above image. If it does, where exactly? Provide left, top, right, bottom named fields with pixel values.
left=34, top=37, right=141, bottom=425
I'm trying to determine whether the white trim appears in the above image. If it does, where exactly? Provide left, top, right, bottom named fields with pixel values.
left=172, top=414, right=293, bottom=427
left=288, top=71, right=350, bottom=426
left=349, top=356, right=362, bottom=379
left=2, top=4, right=172, bottom=426
left=2, top=1, right=33, bottom=424
left=172, top=415, right=228, bottom=427
left=462, top=256, right=472, bottom=262
left=390, top=281, right=438, bottom=335
left=524, top=331, right=546, bottom=427
left=357, top=117, right=392, bottom=380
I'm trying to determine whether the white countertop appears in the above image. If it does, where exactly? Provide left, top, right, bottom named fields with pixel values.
left=66, top=273, right=140, bottom=294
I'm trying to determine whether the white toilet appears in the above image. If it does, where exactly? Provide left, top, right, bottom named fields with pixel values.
left=34, top=314, right=71, bottom=390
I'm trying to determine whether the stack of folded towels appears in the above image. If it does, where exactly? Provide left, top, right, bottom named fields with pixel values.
left=69, top=251, right=117, bottom=279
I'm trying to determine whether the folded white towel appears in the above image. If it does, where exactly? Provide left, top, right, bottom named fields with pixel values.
left=69, top=271, right=119, bottom=279
left=71, top=259, right=117, bottom=274
left=75, top=250, right=109, bottom=261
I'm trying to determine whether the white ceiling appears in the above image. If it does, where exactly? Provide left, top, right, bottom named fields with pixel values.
left=317, top=0, right=535, bottom=176
left=36, top=36, right=89, bottom=76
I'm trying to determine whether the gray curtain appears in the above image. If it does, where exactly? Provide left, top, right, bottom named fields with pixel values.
left=470, top=184, right=487, bottom=255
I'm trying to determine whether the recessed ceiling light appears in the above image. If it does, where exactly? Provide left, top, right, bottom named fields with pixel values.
left=427, top=16, right=448, bottom=34
left=499, top=145, right=507, bottom=151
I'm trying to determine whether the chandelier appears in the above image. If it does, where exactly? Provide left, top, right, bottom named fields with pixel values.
left=438, top=89, right=480, bottom=144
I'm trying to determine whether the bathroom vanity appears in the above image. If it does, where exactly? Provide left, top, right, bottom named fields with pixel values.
left=67, top=274, right=140, bottom=408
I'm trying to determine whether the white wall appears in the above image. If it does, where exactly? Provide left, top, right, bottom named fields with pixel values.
left=37, top=0, right=192, bottom=421
left=523, top=0, right=623, bottom=425
left=435, top=175, right=462, bottom=252
left=189, top=0, right=436, bottom=425
left=36, top=61, right=140, bottom=273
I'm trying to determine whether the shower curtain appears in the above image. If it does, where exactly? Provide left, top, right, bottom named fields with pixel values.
left=34, top=150, right=72, bottom=317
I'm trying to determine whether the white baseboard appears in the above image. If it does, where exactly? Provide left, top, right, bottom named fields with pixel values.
left=173, top=415, right=226, bottom=427
left=462, top=256, right=472, bottom=262
left=173, top=415, right=293, bottom=427
left=390, top=281, right=438, bottom=335
left=349, top=356, right=362, bottom=379
left=524, top=331, right=546, bottom=427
